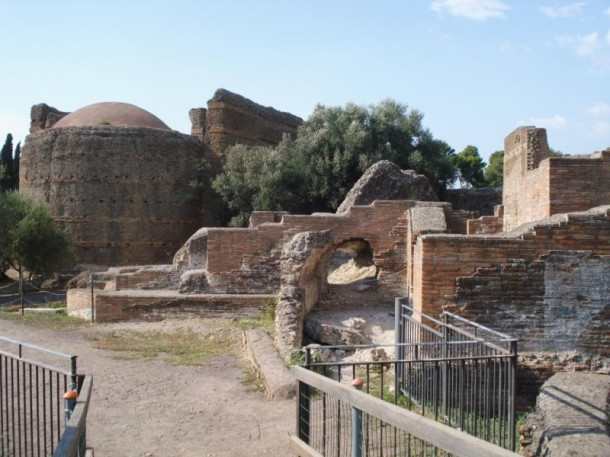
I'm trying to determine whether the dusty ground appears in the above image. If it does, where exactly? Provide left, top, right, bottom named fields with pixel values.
left=0, top=318, right=296, bottom=457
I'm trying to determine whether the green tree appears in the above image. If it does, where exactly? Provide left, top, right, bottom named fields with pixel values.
left=12, top=142, right=20, bottom=189
left=213, top=99, right=456, bottom=226
left=454, top=145, right=486, bottom=188
left=0, top=191, right=73, bottom=278
left=484, top=150, right=504, bottom=187
left=0, top=133, right=14, bottom=191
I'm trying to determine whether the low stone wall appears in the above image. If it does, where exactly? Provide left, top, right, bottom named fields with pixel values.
left=93, top=290, right=276, bottom=322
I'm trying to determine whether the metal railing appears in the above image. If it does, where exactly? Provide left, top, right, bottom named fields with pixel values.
left=0, top=335, right=86, bottom=456
left=301, top=300, right=518, bottom=453
left=292, top=366, right=518, bottom=457
left=52, top=376, right=92, bottom=457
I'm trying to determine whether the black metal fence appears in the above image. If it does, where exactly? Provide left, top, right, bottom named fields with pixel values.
left=301, top=300, right=518, bottom=454
left=292, top=366, right=517, bottom=457
left=0, top=335, right=85, bottom=457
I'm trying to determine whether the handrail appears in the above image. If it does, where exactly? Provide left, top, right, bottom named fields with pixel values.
left=292, top=366, right=518, bottom=457
left=52, top=375, right=93, bottom=457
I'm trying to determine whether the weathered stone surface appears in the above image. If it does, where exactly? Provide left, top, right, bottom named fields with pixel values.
left=20, top=125, right=204, bottom=266
left=275, top=230, right=333, bottom=357
left=303, top=318, right=370, bottom=345
left=446, top=187, right=502, bottom=216
left=29, top=103, right=69, bottom=133
left=336, top=160, right=438, bottom=214
left=178, top=269, right=209, bottom=294
left=173, top=228, right=208, bottom=272
left=521, top=372, right=610, bottom=457
left=244, top=329, right=296, bottom=399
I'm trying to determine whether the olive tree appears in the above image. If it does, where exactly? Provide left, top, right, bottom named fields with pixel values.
left=213, top=99, right=456, bottom=226
left=0, top=191, right=73, bottom=278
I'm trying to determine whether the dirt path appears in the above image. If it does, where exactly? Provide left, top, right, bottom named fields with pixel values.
left=0, top=318, right=296, bottom=457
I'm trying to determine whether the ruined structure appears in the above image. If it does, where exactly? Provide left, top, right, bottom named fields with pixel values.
left=67, top=125, right=609, bottom=394
left=20, top=90, right=302, bottom=265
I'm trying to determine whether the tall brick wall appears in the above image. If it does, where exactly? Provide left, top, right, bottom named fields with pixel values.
left=412, top=207, right=610, bottom=322
left=548, top=151, right=610, bottom=215
left=503, top=126, right=610, bottom=232
left=454, top=251, right=609, bottom=354
left=20, top=126, right=204, bottom=265
left=190, top=89, right=303, bottom=173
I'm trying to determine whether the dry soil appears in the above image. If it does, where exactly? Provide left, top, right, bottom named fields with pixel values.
left=0, top=318, right=296, bottom=457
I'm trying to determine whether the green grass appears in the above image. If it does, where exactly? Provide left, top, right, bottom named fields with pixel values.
left=89, top=328, right=233, bottom=366
left=233, top=298, right=276, bottom=334
left=240, top=367, right=266, bottom=392
left=0, top=301, right=87, bottom=331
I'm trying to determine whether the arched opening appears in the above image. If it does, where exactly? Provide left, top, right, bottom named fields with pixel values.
left=327, top=239, right=377, bottom=287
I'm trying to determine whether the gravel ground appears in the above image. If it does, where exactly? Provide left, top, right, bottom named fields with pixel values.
left=0, top=318, right=296, bottom=457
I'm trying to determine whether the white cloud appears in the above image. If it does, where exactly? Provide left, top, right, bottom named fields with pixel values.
left=539, top=2, right=585, bottom=18
left=526, top=115, right=568, bottom=129
left=588, top=102, right=610, bottom=116
left=430, top=0, right=509, bottom=21
left=556, top=32, right=600, bottom=56
left=604, top=7, right=610, bottom=17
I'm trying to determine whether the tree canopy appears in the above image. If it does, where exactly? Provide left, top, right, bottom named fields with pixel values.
left=454, top=145, right=486, bottom=188
left=484, top=150, right=504, bottom=187
left=213, top=99, right=457, bottom=226
left=0, top=191, right=73, bottom=277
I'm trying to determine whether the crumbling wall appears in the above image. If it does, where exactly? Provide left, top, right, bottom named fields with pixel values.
left=454, top=250, right=610, bottom=354
left=29, top=103, right=69, bottom=132
left=20, top=126, right=204, bottom=265
left=412, top=206, right=610, bottom=321
left=503, top=126, right=610, bottom=232
left=190, top=89, right=303, bottom=173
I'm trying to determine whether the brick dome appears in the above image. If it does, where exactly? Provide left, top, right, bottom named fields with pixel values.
left=53, top=102, right=170, bottom=130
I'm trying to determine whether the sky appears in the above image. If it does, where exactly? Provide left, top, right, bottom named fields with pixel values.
left=1, top=0, right=609, bottom=163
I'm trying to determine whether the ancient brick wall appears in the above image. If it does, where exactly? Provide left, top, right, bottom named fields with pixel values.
left=446, top=187, right=502, bottom=216
left=548, top=151, right=610, bottom=215
left=93, top=291, right=275, bottom=322
left=503, top=126, right=610, bottom=232
left=412, top=207, right=610, bottom=322
left=202, top=201, right=417, bottom=298
left=454, top=251, right=609, bottom=354
left=20, top=126, right=204, bottom=265
left=190, top=89, right=303, bottom=173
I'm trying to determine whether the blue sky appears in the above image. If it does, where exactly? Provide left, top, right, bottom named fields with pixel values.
left=1, top=0, right=609, bottom=163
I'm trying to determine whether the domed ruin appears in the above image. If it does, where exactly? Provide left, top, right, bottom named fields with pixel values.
left=20, top=102, right=203, bottom=265
left=20, top=90, right=303, bottom=266
left=52, top=102, right=171, bottom=130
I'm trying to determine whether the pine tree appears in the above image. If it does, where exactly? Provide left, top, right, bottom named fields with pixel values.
left=12, top=142, right=20, bottom=189
left=0, top=134, right=14, bottom=191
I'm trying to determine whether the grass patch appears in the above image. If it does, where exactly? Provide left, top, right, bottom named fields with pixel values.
left=240, top=367, right=266, bottom=393
left=233, top=298, right=276, bottom=334
left=89, top=328, right=233, bottom=366
left=0, top=302, right=87, bottom=331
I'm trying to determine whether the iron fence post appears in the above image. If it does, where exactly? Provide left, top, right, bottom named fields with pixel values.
left=90, top=273, right=95, bottom=323
left=394, top=297, right=407, bottom=392
left=70, top=356, right=78, bottom=391
left=442, top=313, right=448, bottom=420
left=351, top=378, right=364, bottom=457
left=64, top=390, right=78, bottom=422
left=297, top=381, right=310, bottom=444
left=509, top=339, right=517, bottom=451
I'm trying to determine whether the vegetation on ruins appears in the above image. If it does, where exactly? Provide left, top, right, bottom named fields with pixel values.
left=213, top=99, right=457, bottom=226
left=454, top=145, right=487, bottom=188
left=484, top=150, right=504, bottom=187
left=0, top=133, right=19, bottom=191
left=0, top=191, right=73, bottom=278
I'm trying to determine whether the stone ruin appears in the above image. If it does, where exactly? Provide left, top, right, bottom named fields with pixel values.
left=65, top=125, right=609, bottom=398
left=20, top=89, right=302, bottom=265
